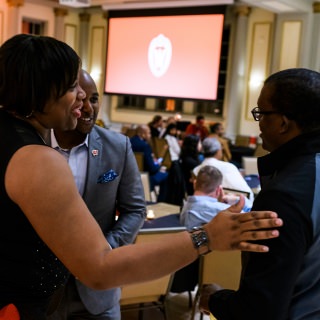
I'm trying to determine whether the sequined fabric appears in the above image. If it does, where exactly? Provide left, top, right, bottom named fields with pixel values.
left=0, top=111, right=69, bottom=309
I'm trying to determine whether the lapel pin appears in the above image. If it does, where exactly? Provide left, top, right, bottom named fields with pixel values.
left=92, top=149, right=99, bottom=156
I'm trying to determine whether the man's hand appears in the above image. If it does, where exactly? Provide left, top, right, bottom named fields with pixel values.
left=204, top=195, right=283, bottom=252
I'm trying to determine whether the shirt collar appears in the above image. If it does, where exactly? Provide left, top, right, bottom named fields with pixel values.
left=258, top=129, right=320, bottom=177
left=50, top=129, right=89, bottom=150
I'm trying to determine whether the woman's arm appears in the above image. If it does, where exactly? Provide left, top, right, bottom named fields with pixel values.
left=5, top=145, right=282, bottom=290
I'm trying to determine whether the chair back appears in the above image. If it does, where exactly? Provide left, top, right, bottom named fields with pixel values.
left=242, top=156, right=258, bottom=175
left=140, top=172, right=152, bottom=202
left=254, top=143, right=269, bottom=157
left=235, top=135, right=250, bottom=147
left=120, top=275, right=173, bottom=306
left=199, top=251, right=241, bottom=289
left=190, top=250, right=241, bottom=320
left=123, top=127, right=137, bottom=138
left=151, top=137, right=172, bottom=169
left=134, top=152, right=144, bottom=172
left=120, top=227, right=186, bottom=314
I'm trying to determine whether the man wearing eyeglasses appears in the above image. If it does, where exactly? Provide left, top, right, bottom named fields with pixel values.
left=200, top=68, right=320, bottom=320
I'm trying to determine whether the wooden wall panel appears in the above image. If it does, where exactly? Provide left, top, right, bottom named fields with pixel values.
left=64, top=23, right=77, bottom=51
left=246, top=22, right=271, bottom=120
left=89, top=26, right=105, bottom=94
left=279, top=21, right=301, bottom=70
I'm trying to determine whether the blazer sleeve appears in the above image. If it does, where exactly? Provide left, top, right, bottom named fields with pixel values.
left=106, top=137, right=146, bottom=248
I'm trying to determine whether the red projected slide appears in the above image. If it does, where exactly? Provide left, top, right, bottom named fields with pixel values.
left=105, top=14, right=224, bottom=101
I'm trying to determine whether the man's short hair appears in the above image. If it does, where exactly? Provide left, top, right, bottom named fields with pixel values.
left=265, top=68, right=320, bottom=133
left=202, top=137, right=221, bottom=157
left=196, top=114, right=205, bottom=122
left=210, top=122, right=222, bottom=133
left=195, top=165, right=222, bottom=194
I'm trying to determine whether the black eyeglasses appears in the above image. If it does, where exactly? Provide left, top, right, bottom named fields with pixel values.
left=251, top=107, right=282, bottom=121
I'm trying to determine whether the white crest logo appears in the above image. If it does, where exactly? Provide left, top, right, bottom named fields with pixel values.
left=148, top=34, right=172, bottom=78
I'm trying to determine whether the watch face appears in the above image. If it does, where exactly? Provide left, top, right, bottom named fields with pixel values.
left=190, top=228, right=209, bottom=251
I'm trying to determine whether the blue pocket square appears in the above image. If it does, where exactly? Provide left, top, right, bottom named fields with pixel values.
left=97, top=169, right=119, bottom=183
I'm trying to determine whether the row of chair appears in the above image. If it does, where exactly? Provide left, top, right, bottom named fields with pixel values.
left=120, top=227, right=241, bottom=320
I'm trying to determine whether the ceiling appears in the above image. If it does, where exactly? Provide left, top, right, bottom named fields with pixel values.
left=48, top=0, right=315, bottom=13
left=239, top=0, right=314, bottom=13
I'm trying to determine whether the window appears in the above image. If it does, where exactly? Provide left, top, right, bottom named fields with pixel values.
left=22, top=19, right=45, bottom=35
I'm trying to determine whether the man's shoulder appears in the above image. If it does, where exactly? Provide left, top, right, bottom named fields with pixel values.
left=90, top=126, right=128, bottom=147
left=130, top=134, right=139, bottom=143
left=92, top=125, right=125, bottom=139
left=221, top=159, right=241, bottom=172
left=204, top=158, right=232, bottom=169
left=201, top=158, right=221, bottom=168
left=185, top=123, right=196, bottom=132
left=131, top=135, right=148, bottom=147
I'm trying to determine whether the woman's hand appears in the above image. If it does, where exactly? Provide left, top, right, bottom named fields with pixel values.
left=204, top=195, right=283, bottom=252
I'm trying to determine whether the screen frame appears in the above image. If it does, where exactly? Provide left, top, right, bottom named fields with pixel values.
left=104, top=6, right=227, bottom=102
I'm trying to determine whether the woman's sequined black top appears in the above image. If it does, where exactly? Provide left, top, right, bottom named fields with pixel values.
left=0, top=111, right=69, bottom=316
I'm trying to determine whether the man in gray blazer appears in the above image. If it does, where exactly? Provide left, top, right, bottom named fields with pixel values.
left=49, top=69, right=146, bottom=319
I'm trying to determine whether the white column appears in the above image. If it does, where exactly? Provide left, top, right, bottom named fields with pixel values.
left=225, top=5, right=250, bottom=141
left=6, top=0, right=24, bottom=38
left=309, top=2, right=320, bottom=69
left=79, top=12, right=90, bottom=70
left=54, top=8, right=68, bottom=41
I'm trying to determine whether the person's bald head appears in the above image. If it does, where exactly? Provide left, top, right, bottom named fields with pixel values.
left=76, top=69, right=99, bottom=135
left=136, top=125, right=151, bottom=141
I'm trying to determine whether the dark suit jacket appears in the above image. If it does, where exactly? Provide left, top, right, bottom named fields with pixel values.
left=76, top=126, right=146, bottom=314
left=130, top=135, right=160, bottom=174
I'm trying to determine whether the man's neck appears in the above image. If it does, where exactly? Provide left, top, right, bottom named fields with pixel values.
left=193, top=190, right=217, bottom=198
left=54, top=130, right=87, bottom=150
left=205, top=155, right=219, bottom=160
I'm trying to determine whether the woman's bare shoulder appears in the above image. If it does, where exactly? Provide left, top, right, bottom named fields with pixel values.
left=5, top=145, right=73, bottom=201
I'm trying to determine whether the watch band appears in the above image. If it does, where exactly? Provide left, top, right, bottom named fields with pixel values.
left=189, top=226, right=211, bottom=256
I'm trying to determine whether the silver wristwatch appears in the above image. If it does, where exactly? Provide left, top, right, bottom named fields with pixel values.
left=189, top=226, right=211, bottom=256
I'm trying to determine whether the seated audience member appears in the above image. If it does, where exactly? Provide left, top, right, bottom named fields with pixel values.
left=193, top=137, right=254, bottom=202
left=180, top=135, right=202, bottom=195
left=148, top=115, right=164, bottom=138
left=163, top=123, right=181, bottom=162
left=160, top=115, right=179, bottom=138
left=162, top=123, right=185, bottom=206
left=185, top=114, right=209, bottom=141
left=180, top=166, right=251, bottom=230
left=166, top=115, right=177, bottom=124
left=130, top=125, right=168, bottom=202
left=209, top=122, right=232, bottom=162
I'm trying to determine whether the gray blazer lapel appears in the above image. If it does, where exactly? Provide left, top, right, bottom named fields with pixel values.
left=83, top=127, right=103, bottom=199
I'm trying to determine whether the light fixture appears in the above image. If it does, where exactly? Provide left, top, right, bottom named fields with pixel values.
left=59, top=0, right=91, bottom=8
left=239, top=0, right=311, bottom=13
left=102, top=0, right=233, bottom=11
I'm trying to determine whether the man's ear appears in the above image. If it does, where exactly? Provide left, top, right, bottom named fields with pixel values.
left=279, top=115, right=290, bottom=133
left=192, top=177, right=197, bottom=188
